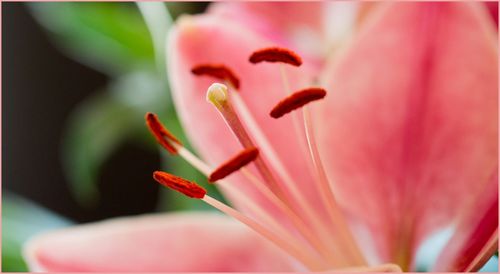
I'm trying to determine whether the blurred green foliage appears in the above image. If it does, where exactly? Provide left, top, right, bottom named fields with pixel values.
left=30, top=2, right=155, bottom=75
left=27, top=2, right=214, bottom=209
left=61, top=71, right=168, bottom=205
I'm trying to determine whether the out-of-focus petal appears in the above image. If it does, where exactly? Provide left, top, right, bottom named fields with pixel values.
left=316, top=2, right=497, bottom=269
left=209, top=2, right=360, bottom=66
left=209, top=2, right=324, bottom=56
left=23, top=213, right=295, bottom=271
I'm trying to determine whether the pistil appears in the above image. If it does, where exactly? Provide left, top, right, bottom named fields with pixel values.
left=206, top=83, right=288, bottom=202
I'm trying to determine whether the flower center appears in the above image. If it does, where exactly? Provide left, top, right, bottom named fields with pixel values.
left=146, top=47, right=371, bottom=271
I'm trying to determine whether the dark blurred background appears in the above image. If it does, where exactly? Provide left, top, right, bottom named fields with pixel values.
left=3, top=3, right=161, bottom=222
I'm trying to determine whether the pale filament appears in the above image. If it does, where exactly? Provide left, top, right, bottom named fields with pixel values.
left=202, top=195, right=328, bottom=271
left=277, top=65, right=342, bottom=244
left=238, top=167, right=340, bottom=264
left=173, top=143, right=336, bottom=264
left=279, top=66, right=366, bottom=265
left=303, top=106, right=366, bottom=265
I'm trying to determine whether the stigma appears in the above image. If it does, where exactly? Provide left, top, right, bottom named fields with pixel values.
left=206, top=83, right=229, bottom=107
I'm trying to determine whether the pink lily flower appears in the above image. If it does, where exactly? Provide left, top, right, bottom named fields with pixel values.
left=24, top=2, right=497, bottom=272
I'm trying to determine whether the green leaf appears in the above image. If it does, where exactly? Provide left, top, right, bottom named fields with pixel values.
left=28, top=2, right=155, bottom=75
left=62, top=71, right=169, bottom=206
left=2, top=193, right=72, bottom=272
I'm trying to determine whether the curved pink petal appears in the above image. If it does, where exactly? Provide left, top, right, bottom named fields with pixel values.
left=167, top=14, right=331, bottom=228
left=316, top=2, right=497, bottom=269
left=23, top=212, right=295, bottom=271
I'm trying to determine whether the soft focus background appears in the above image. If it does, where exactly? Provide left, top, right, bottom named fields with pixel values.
left=2, top=2, right=228, bottom=271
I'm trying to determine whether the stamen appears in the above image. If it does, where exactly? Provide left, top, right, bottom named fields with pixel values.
left=270, top=88, right=327, bottom=119
left=145, top=112, right=182, bottom=154
left=208, top=147, right=259, bottom=182
left=249, top=47, right=303, bottom=66
left=153, top=171, right=206, bottom=199
left=191, top=64, right=240, bottom=89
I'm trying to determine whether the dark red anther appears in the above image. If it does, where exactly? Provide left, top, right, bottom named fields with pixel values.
left=249, top=47, right=302, bottom=66
left=208, top=147, right=259, bottom=182
left=191, top=64, right=240, bottom=89
left=145, top=112, right=182, bottom=154
left=153, top=171, right=206, bottom=199
left=270, top=88, right=327, bottom=119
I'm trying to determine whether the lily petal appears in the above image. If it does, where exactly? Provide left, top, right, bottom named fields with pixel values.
left=23, top=212, right=295, bottom=271
left=316, top=2, right=497, bottom=269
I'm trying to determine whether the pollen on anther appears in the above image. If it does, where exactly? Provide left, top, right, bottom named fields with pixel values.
left=208, top=147, right=259, bottom=182
left=270, top=88, right=327, bottom=119
left=249, top=47, right=302, bottom=66
left=153, top=171, right=206, bottom=199
left=145, top=112, right=182, bottom=154
left=191, top=64, right=240, bottom=89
